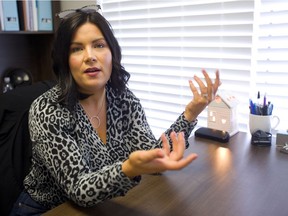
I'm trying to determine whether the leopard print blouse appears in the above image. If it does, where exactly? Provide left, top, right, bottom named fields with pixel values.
left=24, top=84, right=197, bottom=209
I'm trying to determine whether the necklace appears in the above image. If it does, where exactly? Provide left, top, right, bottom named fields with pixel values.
left=81, top=95, right=105, bottom=129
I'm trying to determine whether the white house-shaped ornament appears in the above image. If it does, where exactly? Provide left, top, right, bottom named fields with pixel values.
left=207, top=92, right=239, bottom=136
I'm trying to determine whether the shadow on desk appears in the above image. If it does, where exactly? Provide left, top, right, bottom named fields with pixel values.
left=43, top=201, right=154, bottom=216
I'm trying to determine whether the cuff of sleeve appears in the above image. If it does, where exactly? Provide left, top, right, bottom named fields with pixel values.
left=117, top=162, right=141, bottom=186
left=182, top=112, right=198, bottom=127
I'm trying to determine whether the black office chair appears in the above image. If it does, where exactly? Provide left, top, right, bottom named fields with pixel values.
left=0, top=80, right=55, bottom=216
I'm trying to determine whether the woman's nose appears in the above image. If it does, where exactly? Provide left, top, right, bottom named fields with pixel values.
left=84, top=49, right=97, bottom=63
left=84, top=56, right=97, bottom=63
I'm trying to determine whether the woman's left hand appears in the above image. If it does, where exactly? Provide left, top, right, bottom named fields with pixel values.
left=184, top=69, right=221, bottom=122
left=122, top=132, right=198, bottom=178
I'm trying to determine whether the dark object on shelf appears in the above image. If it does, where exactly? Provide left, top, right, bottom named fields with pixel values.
left=251, top=130, right=272, bottom=146
left=2, top=77, right=14, bottom=93
left=194, top=127, right=230, bottom=143
left=2, top=68, right=33, bottom=88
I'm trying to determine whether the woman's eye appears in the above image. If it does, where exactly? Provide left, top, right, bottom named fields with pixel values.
left=94, top=43, right=105, bottom=48
left=71, top=47, right=82, bottom=53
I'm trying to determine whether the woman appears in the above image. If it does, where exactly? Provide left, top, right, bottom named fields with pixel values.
left=10, top=5, right=220, bottom=215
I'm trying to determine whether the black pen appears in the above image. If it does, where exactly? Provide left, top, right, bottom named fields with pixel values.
left=262, top=105, right=268, bottom=115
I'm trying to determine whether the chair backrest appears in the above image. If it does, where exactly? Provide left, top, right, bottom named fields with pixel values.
left=0, top=80, right=55, bottom=216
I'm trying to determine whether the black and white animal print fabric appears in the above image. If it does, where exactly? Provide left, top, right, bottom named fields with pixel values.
left=24, top=84, right=197, bottom=209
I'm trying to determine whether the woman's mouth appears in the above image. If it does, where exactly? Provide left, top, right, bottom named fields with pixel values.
left=84, top=67, right=101, bottom=76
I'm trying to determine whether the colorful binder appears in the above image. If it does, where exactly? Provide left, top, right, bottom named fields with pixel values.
left=36, top=0, right=52, bottom=31
left=2, top=0, right=20, bottom=31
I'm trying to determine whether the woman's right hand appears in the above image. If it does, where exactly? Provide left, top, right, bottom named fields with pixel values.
left=122, top=131, right=198, bottom=179
left=184, top=69, right=221, bottom=122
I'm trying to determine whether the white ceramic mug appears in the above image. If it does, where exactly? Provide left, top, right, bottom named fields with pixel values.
left=249, top=114, right=280, bottom=134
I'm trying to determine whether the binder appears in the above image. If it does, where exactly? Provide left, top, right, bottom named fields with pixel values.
left=21, top=0, right=29, bottom=30
left=25, top=0, right=36, bottom=31
left=16, top=0, right=25, bottom=30
left=24, top=0, right=31, bottom=30
left=31, top=0, right=37, bottom=31
left=36, top=0, right=52, bottom=31
left=1, top=0, right=20, bottom=31
left=0, top=0, right=4, bottom=30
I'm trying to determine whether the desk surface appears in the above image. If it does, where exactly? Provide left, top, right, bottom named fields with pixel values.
left=44, top=132, right=288, bottom=216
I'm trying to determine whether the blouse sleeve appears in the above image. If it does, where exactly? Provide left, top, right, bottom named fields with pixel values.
left=125, top=94, right=198, bottom=151
left=28, top=95, right=140, bottom=208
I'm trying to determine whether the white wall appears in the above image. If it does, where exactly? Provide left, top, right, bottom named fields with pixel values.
left=60, top=0, right=98, bottom=10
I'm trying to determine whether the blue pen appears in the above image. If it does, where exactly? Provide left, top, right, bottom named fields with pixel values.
left=249, top=99, right=255, bottom=114
left=269, top=103, right=273, bottom=115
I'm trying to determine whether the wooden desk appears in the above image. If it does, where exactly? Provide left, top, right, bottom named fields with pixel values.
left=44, top=132, right=288, bottom=216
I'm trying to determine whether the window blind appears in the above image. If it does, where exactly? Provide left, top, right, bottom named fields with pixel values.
left=253, top=0, right=288, bottom=131
left=102, top=0, right=254, bottom=138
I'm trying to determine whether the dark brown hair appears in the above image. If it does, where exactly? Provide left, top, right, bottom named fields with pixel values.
left=52, top=11, right=130, bottom=110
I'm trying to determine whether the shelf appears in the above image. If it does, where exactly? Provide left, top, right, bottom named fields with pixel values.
left=0, top=31, right=54, bottom=35
left=0, top=1, right=60, bottom=84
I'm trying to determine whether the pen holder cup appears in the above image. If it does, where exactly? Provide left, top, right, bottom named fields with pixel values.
left=249, top=114, right=280, bottom=134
